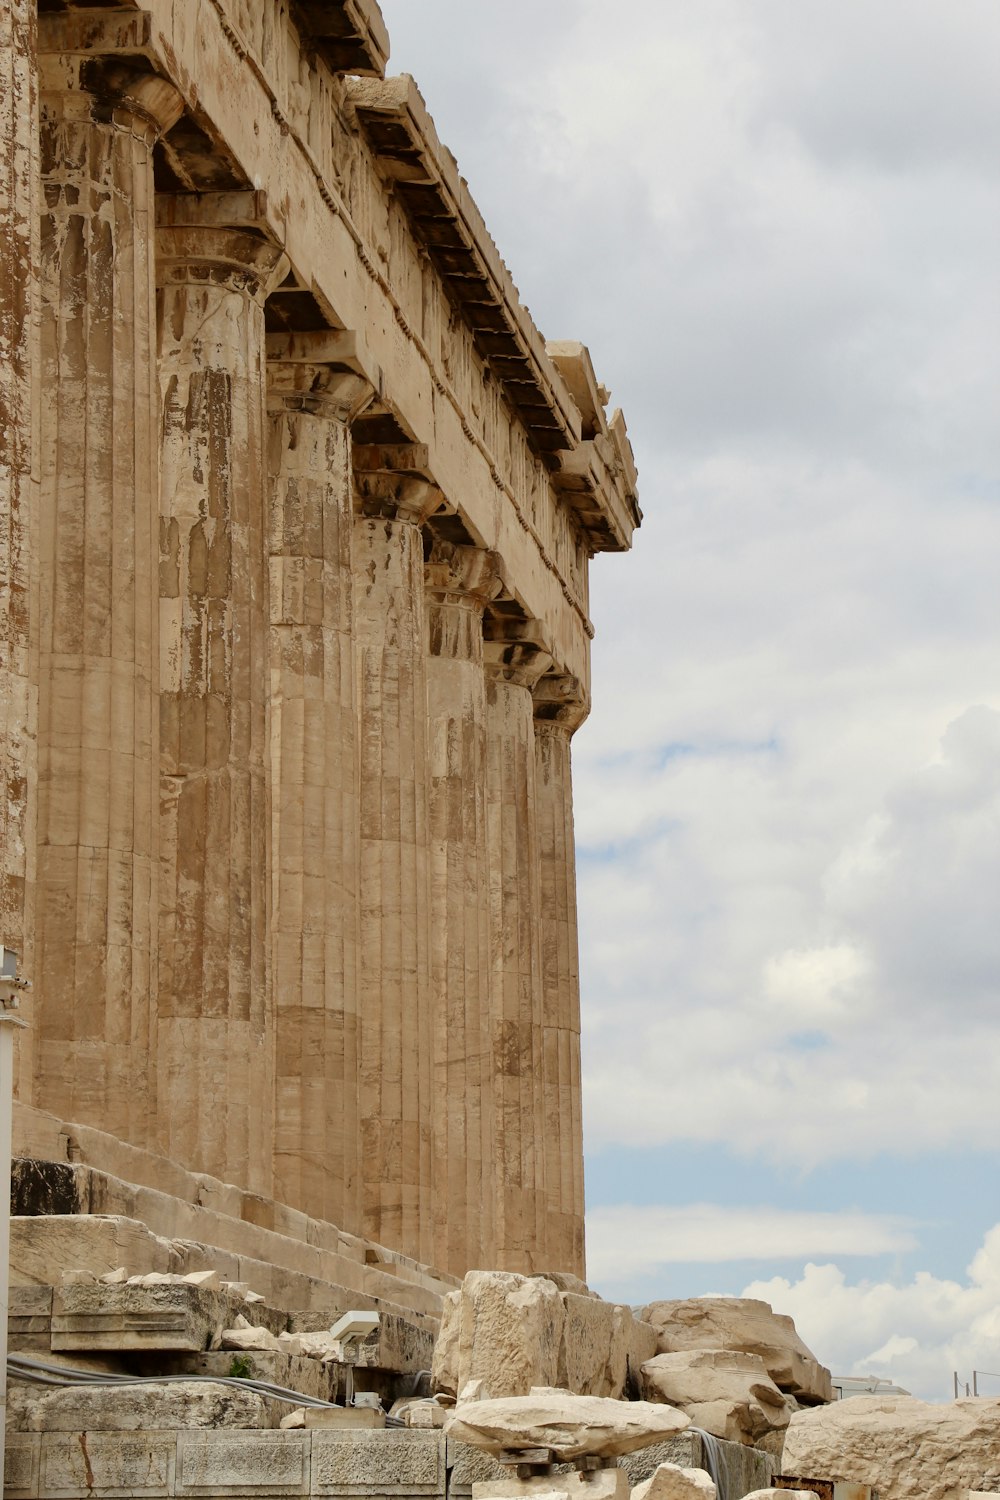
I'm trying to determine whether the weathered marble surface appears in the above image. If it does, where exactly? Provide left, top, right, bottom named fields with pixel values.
left=641, top=1301, right=832, bottom=1407
left=11, top=0, right=639, bottom=1283
left=784, top=1394, right=1000, bottom=1500
left=445, top=1388, right=689, bottom=1461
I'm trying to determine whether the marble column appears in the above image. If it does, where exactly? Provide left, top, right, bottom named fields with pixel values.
left=353, top=469, right=440, bottom=1261
left=157, top=224, right=288, bottom=1194
left=484, top=622, right=552, bottom=1272
left=34, top=62, right=181, bottom=1142
left=533, top=678, right=589, bottom=1277
left=0, top=0, right=37, bottom=1098
left=266, top=357, right=373, bottom=1228
left=425, top=542, right=500, bottom=1275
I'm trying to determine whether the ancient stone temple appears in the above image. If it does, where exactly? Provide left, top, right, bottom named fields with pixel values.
left=0, top=0, right=639, bottom=1285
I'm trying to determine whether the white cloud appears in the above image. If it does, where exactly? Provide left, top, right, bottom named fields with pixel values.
left=578, top=704, right=1000, bottom=1167
left=586, top=1203, right=917, bottom=1284
left=743, top=1223, right=1000, bottom=1402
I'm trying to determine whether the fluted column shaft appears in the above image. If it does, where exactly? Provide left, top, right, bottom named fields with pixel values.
left=34, top=65, right=180, bottom=1141
left=157, top=226, right=288, bottom=1193
left=485, top=630, right=552, bottom=1272
left=267, top=362, right=371, bottom=1227
left=0, top=1, right=38, bottom=1099
left=533, top=698, right=588, bottom=1277
left=425, top=544, right=499, bottom=1274
left=353, top=474, right=438, bottom=1261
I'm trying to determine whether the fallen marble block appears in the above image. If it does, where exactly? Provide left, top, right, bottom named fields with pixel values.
left=641, top=1300, right=831, bottom=1407
left=472, top=1470, right=627, bottom=1500
left=631, top=1462, right=716, bottom=1500
left=50, top=1281, right=236, bottom=1352
left=744, top=1492, right=818, bottom=1499
left=446, top=1387, right=689, bottom=1460
left=784, top=1393, right=1000, bottom=1500
left=641, top=1349, right=790, bottom=1446
left=8, top=1380, right=269, bottom=1432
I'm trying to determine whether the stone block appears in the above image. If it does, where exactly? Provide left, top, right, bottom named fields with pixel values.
left=434, top=1274, right=564, bottom=1399
left=3, top=1434, right=41, bottom=1499
left=175, top=1431, right=310, bottom=1495
left=9, top=1286, right=54, bottom=1352
left=446, top=1390, right=688, bottom=1461
left=10, top=1216, right=177, bottom=1288
left=641, top=1301, right=831, bottom=1407
left=784, top=1394, right=1000, bottom=1500
left=310, top=1428, right=445, bottom=1495
left=470, top=1470, right=627, bottom=1500
left=51, top=1283, right=233, bottom=1353
left=161, top=1350, right=340, bottom=1404
left=559, top=1296, right=629, bottom=1398
left=304, top=1409, right=385, bottom=1430
left=620, top=1434, right=775, bottom=1496
left=38, top=1430, right=178, bottom=1497
left=641, top=1349, right=790, bottom=1446
left=12, top=1381, right=268, bottom=1433
left=632, top=1467, right=716, bottom=1500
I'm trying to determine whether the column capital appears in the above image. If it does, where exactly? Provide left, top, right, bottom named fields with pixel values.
left=156, top=226, right=290, bottom=302
left=483, top=617, right=553, bottom=690
left=425, top=542, right=502, bottom=608
left=354, top=469, right=445, bottom=527
left=533, top=672, right=590, bottom=733
left=39, top=56, right=184, bottom=141
left=267, top=361, right=376, bottom=424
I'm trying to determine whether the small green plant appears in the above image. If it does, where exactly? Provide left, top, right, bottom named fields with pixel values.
left=228, top=1354, right=253, bottom=1380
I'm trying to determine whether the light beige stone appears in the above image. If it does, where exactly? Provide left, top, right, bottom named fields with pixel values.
left=533, top=700, right=588, bottom=1276
left=641, top=1350, right=790, bottom=1446
left=783, top=1394, right=1000, bottom=1500
left=436, top=1271, right=565, bottom=1399
left=50, top=1279, right=239, bottom=1354
left=0, top=0, right=38, bottom=1110
left=34, top=58, right=181, bottom=1149
left=631, top=1463, right=716, bottom=1500
left=304, top=1407, right=386, bottom=1429
left=642, top=1299, right=832, bottom=1405
left=10, top=1214, right=176, bottom=1285
left=743, top=1492, right=818, bottom=1500
left=473, top=1472, right=628, bottom=1500
left=437, top=1272, right=642, bottom=1402
left=446, top=1388, right=690, bottom=1460
left=221, top=1325, right=284, bottom=1354
left=425, top=542, right=500, bottom=1277
left=11, top=1380, right=268, bottom=1432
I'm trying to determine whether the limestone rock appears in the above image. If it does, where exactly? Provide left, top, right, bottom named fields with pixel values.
left=435, top=1271, right=644, bottom=1401
left=11, top=1380, right=268, bottom=1432
left=436, top=1272, right=565, bottom=1398
left=743, top=1492, right=818, bottom=1499
left=279, top=1408, right=307, bottom=1429
left=221, top=1325, right=283, bottom=1353
left=783, top=1394, right=1000, bottom=1500
left=446, top=1386, right=690, bottom=1460
left=641, top=1299, right=832, bottom=1405
left=641, top=1350, right=790, bottom=1446
left=631, top=1462, right=716, bottom=1500
left=560, top=1294, right=630, bottom=1397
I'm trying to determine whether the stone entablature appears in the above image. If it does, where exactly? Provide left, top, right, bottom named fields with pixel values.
left=1, top=0, right=639, bottom=1281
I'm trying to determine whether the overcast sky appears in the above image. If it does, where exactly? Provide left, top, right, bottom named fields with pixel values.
left=378, top=0, right=1000, bottom=1401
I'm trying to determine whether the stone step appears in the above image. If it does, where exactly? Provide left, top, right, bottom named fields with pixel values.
left=12, top=1105, right=459, bottom=1300
left=9, top=1222, right=438, bottom=1374
left=12, top=1158, right=449, bottom=1318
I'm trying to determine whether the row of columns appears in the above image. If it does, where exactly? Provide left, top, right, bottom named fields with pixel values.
left=18, top=57, right=587, bottom=1276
